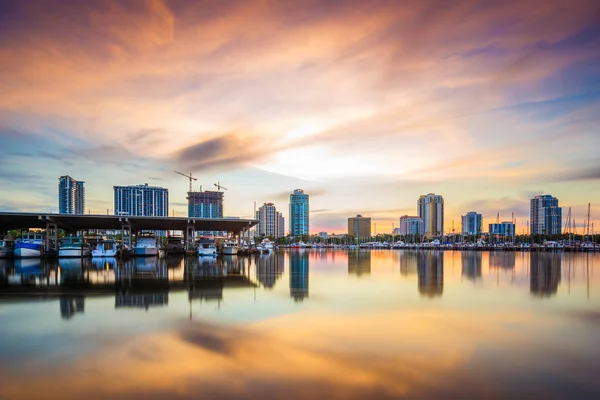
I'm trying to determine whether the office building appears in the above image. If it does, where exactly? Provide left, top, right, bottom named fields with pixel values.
left=289, top=189, right=309, bottom=236
left=489, top=222, right=515, bottom=237
left=399, top=215, right=423, bottom=236
left=256, top=203, right=285, bottom=238
left=113, top=183, right=168, bottom=217
left=417, top=193, right=444, bottom=238
left=348, top=214, right=371, bottom=238
left=188, top=190, right=223, bottom=218
left=530, top=195, right=562, bottom=235
left=461, top=212, right=482, bottom=235
left=58, top=175, right=85, bottom=214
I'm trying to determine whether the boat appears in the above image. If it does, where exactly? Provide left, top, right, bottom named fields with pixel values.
left=291, top=241, right=306, bottom=249
left=58, top=236, right=91, bottom=258
left=134, top=234, right=158, bottom=257
left=222, top=241, right=239, bottom=255
left=0, top=236, right=14, bottom=258
left=198, top=241, right=217, bottom=256
left=164, top=236, right=185, bottom=254
left=14, top=232, right=44, bottom=258
left=92, top=238, right=119, bottom=257
left=260, top=238, right=274, bottom=253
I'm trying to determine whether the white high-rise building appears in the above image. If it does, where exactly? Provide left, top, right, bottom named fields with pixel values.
left=399, top=216, right=423, bottom=236
left=113, top=183, right=168, bottom=217
left=58, top=175, right=85, bottom=214
left=417, top=194, right=444, bottom=238
left=256, top=203, right=285, bottom=238
left=461, top=212, right=482, bottom=235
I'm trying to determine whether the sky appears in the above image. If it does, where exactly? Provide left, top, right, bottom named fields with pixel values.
left=1, top=0, right=599, bottom=234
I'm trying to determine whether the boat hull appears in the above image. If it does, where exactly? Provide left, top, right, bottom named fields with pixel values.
left=223, top=246, right=238, bottom=255
left=134, top=247, right=158, bottom=257
left=14, top=243, right=42, bottom=258
left=58, top=248, right=91, bottom=258
left=198, top=248, right=217, bottom=256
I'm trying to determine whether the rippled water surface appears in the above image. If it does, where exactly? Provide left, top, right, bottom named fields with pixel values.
left=1, top=250, right=599, bottom=399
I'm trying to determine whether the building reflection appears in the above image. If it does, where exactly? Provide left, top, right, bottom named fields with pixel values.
left=417, top=251, right=443, bottom=297
left=115, top=292, right=169, bottom=310
left=399, top=251, right=418, bottom=276
left=165, top=254, right=184, bottom=269
left=348, top=250, right=371, bottom=277
left=256, top=252, right=284, bottom=289
left=461, top=251, right=482, bottom=281
left=489, top=252, right=515, bottom=269
left=289, top=251, right=309, bottom=301
left=530, top=253, right=562, bottom=297
left=60, top=296, right=84, bottom=319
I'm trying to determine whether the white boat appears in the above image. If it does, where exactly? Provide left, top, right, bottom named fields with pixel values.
left=92, top=239, right=119, bottom=257
left=260, top=238, right=274, bottom=253
left=0, top=236, right=14, bottom=258
left=222, top=242, right=239, bottom=255
left=198, top=242, right=217, bottom=256
left=58, top=236, right=91, bottom=258
left=14, top=232, right=44, bottom=258
left=134, top=234, right=158, bottom=257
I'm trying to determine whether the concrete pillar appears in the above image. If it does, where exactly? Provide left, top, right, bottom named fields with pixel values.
left=185, top=220, right=195, bottom=252
left=45, top=221, right=58, bottom=252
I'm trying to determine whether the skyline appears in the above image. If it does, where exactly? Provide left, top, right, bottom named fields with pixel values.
left=1, top=0, right=599, bottom=233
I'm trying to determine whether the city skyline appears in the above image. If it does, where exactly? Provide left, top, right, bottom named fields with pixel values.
left=1, top=0, right=599, bottom=233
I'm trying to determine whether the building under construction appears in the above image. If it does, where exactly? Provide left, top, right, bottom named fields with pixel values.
left=188, top=191, right=223, bottom=218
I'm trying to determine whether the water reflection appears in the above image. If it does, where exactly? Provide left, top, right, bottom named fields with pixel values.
left=489, top=252, right=515, bottom=269
left=417, top=251, right=443, bottom=297
left=60, top=296, right=85, bottom=319
left=399, top=251, right=418, bottom=276
left=461, top=251, right=482, bottom=281
left=530, top=253, right=562, bottom=297
left=290, top=250, right=309, bottom=301
left=348, top=250, right=371, bottom=276
left=256, top=252, right=284, bottom=288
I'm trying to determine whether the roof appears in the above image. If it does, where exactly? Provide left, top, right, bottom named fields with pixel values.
left=0, top=212, right=257, bottom=233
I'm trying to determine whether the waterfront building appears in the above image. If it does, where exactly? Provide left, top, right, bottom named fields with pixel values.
left=530, top=195, right=562, bottom=235
left=188, top=191, right=223, bottom=218
left=489, top=222, right=515, bottom=237
left=289, top=189, right=309, bottom=236
left=461, top=212, right=482, bottom=235
left=256, top=203, right=285, bottom=238
left=58, top=175, right=85, bottom=214
left=399, top=216, right=423, bottom=236
left=348, top=214, right=371, bottom=238
left=113, top=183, right=168, bottom=217
left=417, top=194, right=444, bottom=238
left=318, top=231, right=328, bottom=239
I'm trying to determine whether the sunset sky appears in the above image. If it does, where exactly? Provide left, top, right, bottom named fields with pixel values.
left=1, top=0, right=599, bottom=234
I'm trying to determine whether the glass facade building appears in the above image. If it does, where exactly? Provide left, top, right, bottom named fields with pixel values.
left=188, top=191, right=223, bottom=218
left=417, top=194, right=444, bottom=238
left=461, top=211, right=482, bottom=235
left=530, top=195, right=562, bottom=235
left=289, top=189, right=309, bottom=236
left=113, top=184, right=168, bottom=216
left=58, top=175, right=85, bottom=214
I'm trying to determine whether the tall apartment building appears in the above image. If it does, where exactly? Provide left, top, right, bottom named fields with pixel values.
left=188, top=191, right=223, bottom=218
left=113, top=183, right=168, bottom=216
left=489, top=222, right=515, bottom=237
left=348, top=214, right=371, bottom=238
left=530, top=195, right=562, bottom=235
left=289, top=189, right=309, bottom=236
left=399, top=215, right=423, bottom=236
left=417, top=194, right=444, bottom=238
left=58, top=175, right=85, bottom=214
left=256, top=202, right=285, bottom=237
left=461, top=211, right=482, bottom=235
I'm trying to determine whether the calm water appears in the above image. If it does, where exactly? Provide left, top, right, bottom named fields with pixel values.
left=0, top=250, right=599, bottom=399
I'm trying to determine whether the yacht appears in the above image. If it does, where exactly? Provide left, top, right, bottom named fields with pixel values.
left=58, top=236, right=91, bottom=258
left=0, top=236, right=14, bottom=258
left=134, top=234, right=158, bottom=257
left=291, top=241, right=306, bottom=249
left=260, top=238, right=274, bottom=253
left=165, top=236, right=185, bottom=254
left=198, top=242, right=217, bottom=256
left=14, top=232, right=44, bottom=258
left=222, top=241, right=239, bottom=255
left=92, top=238, right=119, bottom=257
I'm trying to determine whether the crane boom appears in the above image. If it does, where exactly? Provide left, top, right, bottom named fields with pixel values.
left=174, top=171, right=197, bottom=192
left=214, top=181, right=228, bottom=191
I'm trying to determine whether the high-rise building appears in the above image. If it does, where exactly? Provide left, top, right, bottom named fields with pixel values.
left=530, top=195, right=562, bottom=235
left=417, top=194, right=444, bottom=238
left=188, top=191, right=223, bottom=218
left=489, top=222, right=515, bottom=237
left=399, top=215, right=423, bottom=236
left=58, top=175, right=85, bottom=214
left=289, top=189, right=309, bottom=236
left=113, top=183, right=168, bottom=216
left=256, top=202, right=285, bottom=237
left=461, top=212, right=482, bottom=235
left=348, top=214, right=371, bottom=238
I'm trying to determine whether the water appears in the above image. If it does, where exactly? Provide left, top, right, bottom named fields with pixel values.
left=0, top=250, right=599, bottom=399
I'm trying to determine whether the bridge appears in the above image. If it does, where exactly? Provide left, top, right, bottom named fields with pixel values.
left=0, top=212, right=258, bottom=252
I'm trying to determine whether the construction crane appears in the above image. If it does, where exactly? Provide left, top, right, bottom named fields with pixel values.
left=174, top=171, right=197, bottom=192
left=214, top=182, right=228, bottom=192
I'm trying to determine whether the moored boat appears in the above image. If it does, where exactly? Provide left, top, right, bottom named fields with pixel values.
left=222, top=241, right=239, bottom=255
left=134, top=234, right=158, bottom=257
left=58, top=236, right=91, bottom=258
left=198, top=241, right=217, bottom=256
left=0, top=236, right=14, bottom=258
left=92, top=238, right=119, bottom=257
left=14, top=232, right=44, bottom=258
